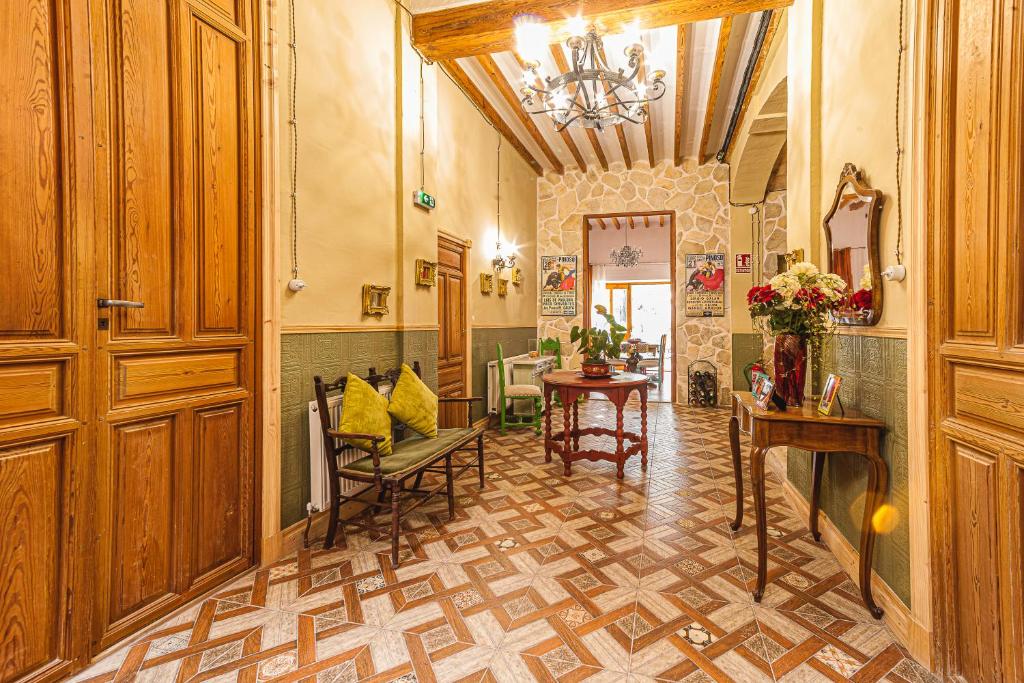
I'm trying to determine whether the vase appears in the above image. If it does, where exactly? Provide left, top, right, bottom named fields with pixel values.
left=581, top=360, right=611, bottom=377
left=773, top=334, right=808, bottom=407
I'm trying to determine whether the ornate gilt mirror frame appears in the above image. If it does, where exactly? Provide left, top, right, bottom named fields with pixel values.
left=823, top=163, right=885, bottom=326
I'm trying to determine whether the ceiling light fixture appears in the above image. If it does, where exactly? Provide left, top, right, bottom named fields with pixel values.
left=610, top=221, right=643, bottom=268
left=517, top=17, right=666, bottom=132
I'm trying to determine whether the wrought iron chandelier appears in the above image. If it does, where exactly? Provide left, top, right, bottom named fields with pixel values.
left=518, top=21, right=666, bottom=132
left=610, top=226, right=643, bottom=268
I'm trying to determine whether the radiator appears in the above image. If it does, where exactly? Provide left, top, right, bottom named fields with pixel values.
left=307, top=395, right=364, bottom=515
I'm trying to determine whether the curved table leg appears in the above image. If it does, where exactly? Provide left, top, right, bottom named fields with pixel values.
left=810, top=451, right=825, bottom=542
left=749, top=445, right=770, bottom=602
left=562, top=392, right=572, bottom=477
left=729, top=415, right=743, bottom=531
left=614, top=393, right=626, bottom=479
left=544, top=386, right=553, bottom=463
left=859, top=449, right=888, bottom=619
left=571, top=399, right=579, bottom=451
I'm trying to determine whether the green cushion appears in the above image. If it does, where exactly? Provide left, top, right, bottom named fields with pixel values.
left=342, top=428, right=475, bottom=476
left=388, top=363, right=438, bottom=438
left=338, top=373, right=393, bottom=456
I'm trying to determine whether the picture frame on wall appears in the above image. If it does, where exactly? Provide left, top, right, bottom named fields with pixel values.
left=362, top=284, right=391, bottom=317
left=541, top=255, right=577, bottom=316
left=684, top=253, right=726, bottom=317
left=415, top=259, right=437, bottom=287
left=479, top=273, right=494, bottom=294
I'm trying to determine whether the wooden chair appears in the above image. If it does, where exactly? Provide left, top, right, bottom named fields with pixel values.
left=639, top=334, right=668, bottom=385
left=496, top=343, right=543, bottom=435
left=538, top=337, right=563, bottom=368
left=313, top=362, right=484, bottom=568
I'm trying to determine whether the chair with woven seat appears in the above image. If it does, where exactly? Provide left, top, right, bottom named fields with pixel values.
left=496, top=343, right=543, bottom=435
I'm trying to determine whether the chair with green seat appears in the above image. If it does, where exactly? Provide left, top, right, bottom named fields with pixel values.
left=496, top=343, right=543, bottom=435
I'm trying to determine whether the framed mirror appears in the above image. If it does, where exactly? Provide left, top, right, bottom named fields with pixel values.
left=824, top=163, right=885, bottom=326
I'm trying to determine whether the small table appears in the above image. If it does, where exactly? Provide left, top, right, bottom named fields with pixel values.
left=729, top=391, right=887, bottom=619
left=543, top=371, right=650, bottom=478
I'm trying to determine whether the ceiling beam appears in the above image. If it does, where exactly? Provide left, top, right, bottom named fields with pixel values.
left=512, top=53, right=587, bottom=172
left=551, top=45, right=609, bottom=171
left=412, top=0, right=794, bottom=60
left=720, top=9, right=782, bottom=161
left=597, top=45, right=633, bottom=169
left=673, top=24, right=688, bottom=167
left=698, top=16, right=733, bottom=164
left=476, top=55, right=565, bottom=174
left=627, top=216, right=636, bottom=230
left=438, top=59, right=544, bottom=175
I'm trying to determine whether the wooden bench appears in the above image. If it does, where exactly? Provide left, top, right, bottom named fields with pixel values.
left=313, top=362, right=485, bottom=567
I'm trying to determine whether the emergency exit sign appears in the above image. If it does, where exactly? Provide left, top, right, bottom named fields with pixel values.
left=413, top=189, right=436, bottom=211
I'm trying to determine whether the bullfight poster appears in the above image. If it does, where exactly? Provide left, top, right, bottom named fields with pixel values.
left=541, top=255, right=577, bottom=316
left=684, top=253, right=726, bottom=317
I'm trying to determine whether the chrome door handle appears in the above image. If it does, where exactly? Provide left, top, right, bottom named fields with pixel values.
left=97, top=298, right=145, bottom=309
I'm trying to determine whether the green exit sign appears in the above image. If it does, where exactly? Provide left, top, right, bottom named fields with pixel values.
left=413, top=189, right=436, bottom=211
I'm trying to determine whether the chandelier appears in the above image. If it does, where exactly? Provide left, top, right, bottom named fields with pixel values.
left=517, top=20, right=666, bottom=132
left=610, top=226, right=643, bottom=268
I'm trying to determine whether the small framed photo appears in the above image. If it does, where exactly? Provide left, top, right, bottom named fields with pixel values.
left=752, top=375, right=775, bottom=410
left=415, top=259, right=437, bottom=287
left=361, top=284, right=391, bottom=317
left=479, top=273, right=494, bottom=294
left=818, top=373, right=844, bottom=415
left=497, top=278, right=509, bottom=297
left=511, top=267, right=523, bottom=286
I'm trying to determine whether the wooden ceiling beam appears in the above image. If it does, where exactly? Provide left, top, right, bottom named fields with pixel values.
left=476, top=54, right=565, bottom=174
left=597, top=45, right=633, bottom=169
left=721, top=9, right=782, bottom=162
left=673, top=24, right=688, bottom=167
left=698, top=16, right=733, bottom=164
left=550, top=45, right=609, bottom=172
left=412, top=0, right=793, bottom=60
left=513, top=53, right=587, bottom=172
left=438, top=59, right=544, bottom=175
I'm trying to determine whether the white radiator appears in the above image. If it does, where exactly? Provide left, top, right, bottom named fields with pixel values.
left=307, top=395, right=364, bottom=515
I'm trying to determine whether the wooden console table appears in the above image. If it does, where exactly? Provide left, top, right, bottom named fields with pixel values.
left=543, top=371, right=649, bottom=479
left=729, top=391, right=887, bottom=619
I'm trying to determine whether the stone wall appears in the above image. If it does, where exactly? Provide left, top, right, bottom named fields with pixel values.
left=762, top=191, right=788, bottom=280
left=536, top=160, right=733, bottom=405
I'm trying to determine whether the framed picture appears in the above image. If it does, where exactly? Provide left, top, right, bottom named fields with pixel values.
left=541, top=255, right=577, bottom=316
left=415, top=259, right=437, bottom=287
left=511, top=267, right=523, bottom=286
left=362, top=284, right=391, bottom=317
left=684, top=253, right=726, bottom=317
left=497, top=278, right=509, bottom=297
left=479, top=272, right=494, bottom=294
left=752, top=375, right=775, bottom=410
left=818, top=373, right=844, bottom=415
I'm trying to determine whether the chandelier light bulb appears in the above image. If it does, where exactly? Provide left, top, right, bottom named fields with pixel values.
left=514, top=18, right=550, bottom=64
left=565, top=15, right=588, bottom=39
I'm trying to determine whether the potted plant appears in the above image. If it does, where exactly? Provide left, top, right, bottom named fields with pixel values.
left=746, top=263, right=847, bottom=406
left=570, top=305, right=627, bottom=377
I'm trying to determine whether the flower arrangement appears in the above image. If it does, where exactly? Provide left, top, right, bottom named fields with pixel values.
left=746, top=262, right=847, bottom=352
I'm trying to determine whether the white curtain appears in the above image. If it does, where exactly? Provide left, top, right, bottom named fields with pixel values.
left=591, top=264, right=610, bottom=332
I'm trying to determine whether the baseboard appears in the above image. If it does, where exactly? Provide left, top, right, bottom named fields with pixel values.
left=779, top=478, right=933, bottom=669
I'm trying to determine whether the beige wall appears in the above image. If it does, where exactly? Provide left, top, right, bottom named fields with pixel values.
left=787, top=0, right=908, bottom=329
left=279, top=0, right=537, bottom=331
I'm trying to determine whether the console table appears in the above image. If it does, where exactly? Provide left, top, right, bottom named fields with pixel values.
left=729, top=391, right=887, bottom=619
left=543, top=371, right=649, bottom=479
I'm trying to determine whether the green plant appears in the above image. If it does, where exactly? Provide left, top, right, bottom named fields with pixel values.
left=570, top=305, right=627, bottom=364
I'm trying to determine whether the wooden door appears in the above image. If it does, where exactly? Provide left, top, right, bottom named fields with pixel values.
left=437, top=237, right=468, bottom=426
left=0, top=1, right=96, bottom=679
left=88, top=0, right=260, bottom=652
left=928, top=0, right=1024, bottom=679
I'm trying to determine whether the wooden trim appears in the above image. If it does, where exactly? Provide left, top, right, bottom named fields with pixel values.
left=471, top=323, right=538, bottom=330
left=724, top=9, right=782, bottom=162
left=836, top=327, right=908, bottom=340
left=674, top=24, right=688, bottom=167
left=437, top=59, right=544, bottom=175
left=281, top=324, right=439, bottom=334
left=259, top=0, right=282, bottom=564
left=438, top=229, right=472, bottom=247
left=699, top=16, right=733, bottom=164
left=582, top=211, right=677, bottom=403
left=550, top=45, right=608, bottom=171
left=778, top=477, right=932, bottom=667
left=476, top=54, right=564, bottom=174
left=411, top=0, right=794, bottom=60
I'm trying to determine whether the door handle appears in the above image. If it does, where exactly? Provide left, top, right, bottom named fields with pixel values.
left=97, top=298, right=145, bottom=309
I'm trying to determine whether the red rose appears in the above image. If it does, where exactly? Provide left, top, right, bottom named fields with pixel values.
left=851, top=289, right=873, bottom=310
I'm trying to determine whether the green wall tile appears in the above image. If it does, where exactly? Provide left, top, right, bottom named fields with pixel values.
left=731, top=333, right=765, bottom=391
left=470, top=327, right=538, bottom=422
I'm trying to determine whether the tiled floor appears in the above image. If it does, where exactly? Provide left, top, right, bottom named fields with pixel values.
left=75, top=402, right=937, bottom=682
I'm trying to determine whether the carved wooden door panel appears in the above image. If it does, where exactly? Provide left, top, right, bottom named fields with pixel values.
left=437, top=237, right=468, bottom=426
left=930, top=0, right=1024, bottom=679
left=88, top=0, right=259, bottom=651
left=0, top=2, right=96, bottom=680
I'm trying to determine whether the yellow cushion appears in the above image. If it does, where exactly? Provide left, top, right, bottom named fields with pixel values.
left=338, top=374, right=392, bottom=455
left=388, top=364, right=438, bottom=438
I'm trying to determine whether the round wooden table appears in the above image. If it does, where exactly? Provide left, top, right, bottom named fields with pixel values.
left=542, top=370, right=650, bottom=479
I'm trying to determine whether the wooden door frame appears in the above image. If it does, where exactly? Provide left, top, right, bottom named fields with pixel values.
left=582, top=211, right=677, bottom=404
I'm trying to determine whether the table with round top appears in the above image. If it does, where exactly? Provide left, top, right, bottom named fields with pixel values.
left=542, top=370, right=650, bottom=479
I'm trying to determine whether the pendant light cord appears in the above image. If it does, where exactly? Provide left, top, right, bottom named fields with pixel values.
left=496, top=133, right=502, bottom=242
left=288, top=0, right=300, bottom=280
left=894, top=0, right=905, bottom=266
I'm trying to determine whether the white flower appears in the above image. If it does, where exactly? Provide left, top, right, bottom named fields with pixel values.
left=789, top=261, right=820, bottom=277
left=859, top=264, right=872, bottom=291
